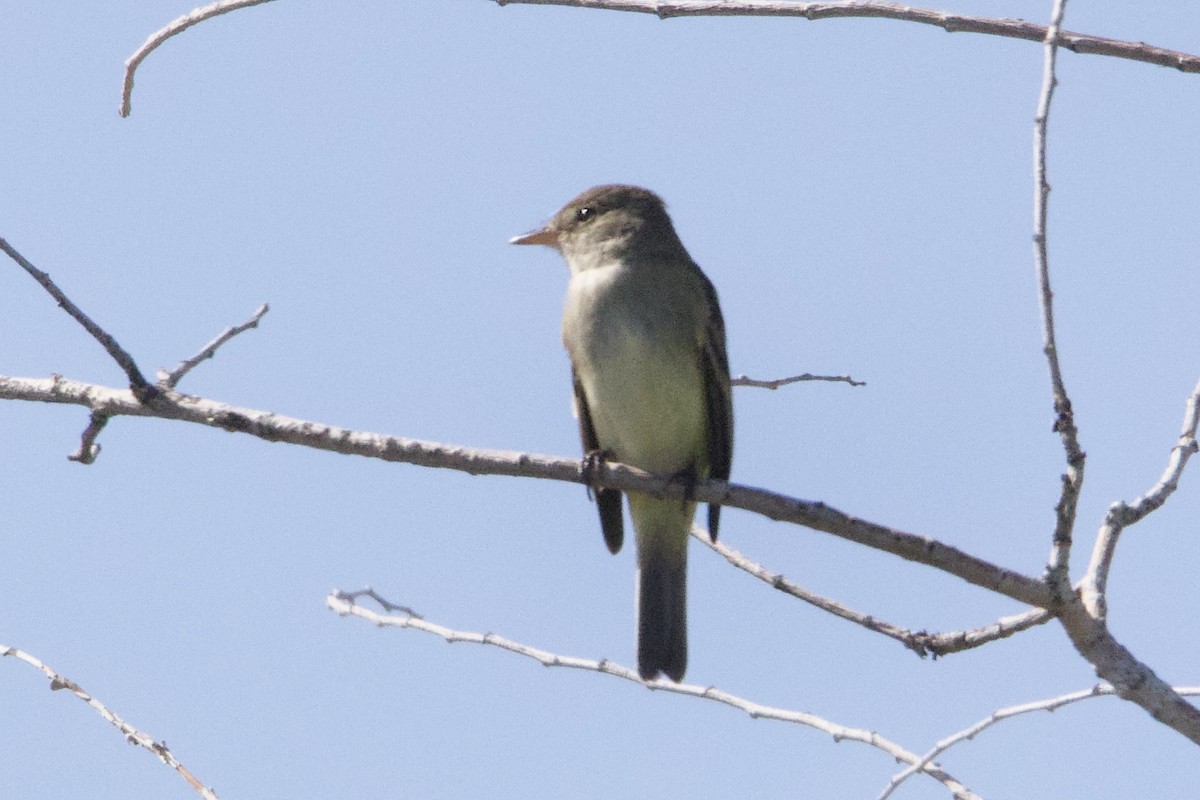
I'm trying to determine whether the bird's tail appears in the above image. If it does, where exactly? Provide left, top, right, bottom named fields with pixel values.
left=631, top=495, right=691, bottom=682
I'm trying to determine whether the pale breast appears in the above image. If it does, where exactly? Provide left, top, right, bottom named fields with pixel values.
left=563, top=265, right=707, bottom=474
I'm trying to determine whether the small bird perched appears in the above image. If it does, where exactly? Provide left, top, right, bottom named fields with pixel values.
left=511, top=185, right=733, bottom=682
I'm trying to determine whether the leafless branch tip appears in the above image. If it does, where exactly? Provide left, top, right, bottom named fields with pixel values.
left=159, top=303, right=269, bottom=388
left=2, top=644, right=220, bottom=799
left=732, top=372, right=865, bottom=389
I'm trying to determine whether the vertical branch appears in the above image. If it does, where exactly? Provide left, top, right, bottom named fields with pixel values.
left=1028, top=4, right=1200, bottom=742
left=1081, top=378, right=1200, bottom=619
left=1031, top=0, right=1084, bottom=600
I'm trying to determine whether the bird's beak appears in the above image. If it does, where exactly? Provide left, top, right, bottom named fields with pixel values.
left=509, top=225, right=559, bottom=248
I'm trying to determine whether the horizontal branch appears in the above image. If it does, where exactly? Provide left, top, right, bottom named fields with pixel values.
left=1, top=372, right=1052, bottom=609
left=494, top=0, right=1200, bottom=74
left=119, top=0, right=1200, bottom=116
left=731, top=372, right=865, bottom=389
left=327, top=589, right=980, bottom=799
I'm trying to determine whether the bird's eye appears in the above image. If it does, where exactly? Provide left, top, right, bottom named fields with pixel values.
left=575, top=206, right=594, bottom=222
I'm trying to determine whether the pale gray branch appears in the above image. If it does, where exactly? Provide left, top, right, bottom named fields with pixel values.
left=2, top=644, right=219, bottom=799
left=695, top=525, right=1053, bottom=657
left=0, top=372, right=1053, bottom=610
left=119, top=0, right=1200, bottom=118
left=1031, top=0, right=1083, bottom=597
left=501, top=0, right=1200, bottom=78
left=326, top=589, right=980, bottom=800
left=160, top=303, right=270, bottom=388
left=1055, top=588, right=1200, bottom=743
left=1082, top=377, right=1200, bottom=620
left=1022, top=0, right=1200, bottom=749
left=880, top=684, right=1200, bottom=799
left=731, top=372, right=865, bottom=389
left=120, top=0, right=277, bottom=117
left=918, top=607, right=1053, bottom=657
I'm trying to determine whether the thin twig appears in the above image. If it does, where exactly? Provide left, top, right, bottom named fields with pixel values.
left=879, top=683, right=1200, bottom=799
left=121, top=0, right=277, bottom=117
left=732, top=372, right=865, bottom=389
left=1082, top=377, right=1200, bottom=619
left=696, top=526, right=924, bottom=653
left=0, top=238, right=155, bottom=401
left=326, top=589, right=980, bottom=800
left=918, top=607, right=1053, bottom=657
left=495, top=1, right=1200, bottom=73
left=160, top=303, right=269, bottom=388
left=335, top=587, right=423, bottom=618
left=1030, top=0, right=1083, bottom=598
left=67, top=411, right=110, bottom=464
left=697, top=525, right=1052, bottom=657
left=2, top=644, right=220, bottom=799
left=120, top=1, right=1200, bottom=117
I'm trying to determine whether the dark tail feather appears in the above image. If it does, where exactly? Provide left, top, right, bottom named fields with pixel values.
left=707, top=503, right=721, bottom=542
left=637, top=549, right=687, bottom=682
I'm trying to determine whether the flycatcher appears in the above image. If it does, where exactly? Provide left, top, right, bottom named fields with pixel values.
left=511, top=184, right=733, bottom=682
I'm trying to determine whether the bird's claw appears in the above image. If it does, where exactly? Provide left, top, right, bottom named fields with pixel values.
left=581, top=449, right=611, bottom=501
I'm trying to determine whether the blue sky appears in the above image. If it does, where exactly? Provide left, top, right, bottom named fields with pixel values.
left=3, top=2, right=1199, bottom=797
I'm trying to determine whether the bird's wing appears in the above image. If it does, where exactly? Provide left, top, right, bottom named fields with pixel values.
left=573, top=369, right=624, bottom=554
left=698, top=274, right=734, bottom=542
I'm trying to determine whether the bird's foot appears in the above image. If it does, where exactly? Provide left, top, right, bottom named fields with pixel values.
left=667, top=464, right=700, bottom=509
left=580, top=449, right=612, bottom=502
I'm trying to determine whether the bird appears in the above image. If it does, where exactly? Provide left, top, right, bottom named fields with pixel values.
left=511, top=184, right=733, bottom=682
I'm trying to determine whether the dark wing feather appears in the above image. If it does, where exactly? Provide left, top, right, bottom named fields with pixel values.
left=573, top=370, right=624, bottom=554
left=698, top=273, right=733, bottom=542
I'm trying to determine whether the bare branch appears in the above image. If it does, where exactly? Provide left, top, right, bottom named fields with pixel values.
left=1030, top=0, right=1084, bottom=597
left=120, top=1, right=1200, bottom=118
left=326, top=589, right=981, bottom=800
left=1011, top=0, right=1200, bottom=750
left=335, top=587, right=423, bottom=618
left=2, top=644, right=219, bottom=799
left=0, top=238, right=155, bottom=401
left=66, top=411, right=110, bottom=464
left=159, top=303, right=270, bottom=388
left=919, top=607, right=1053, bottom=657
left=493, top=1, right=1200, bottom=73
left=880, top=683, right=1200, bottom=799
left=120, top=0, right=277, bottom=117
left=1056, top=598, right=1200, bottom=743
left=0, top=372, right=1053, bottom=610
left=1082, top=377, right=1200, bottom=619
left=731, top=372, right=865, bottom=389
left=696, top=525, right=926, bottom=653
left=698, top=525, right=1052, bottom=657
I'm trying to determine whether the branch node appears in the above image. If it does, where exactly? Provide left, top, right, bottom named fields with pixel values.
left=67, top=412, right=111, bottom=464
